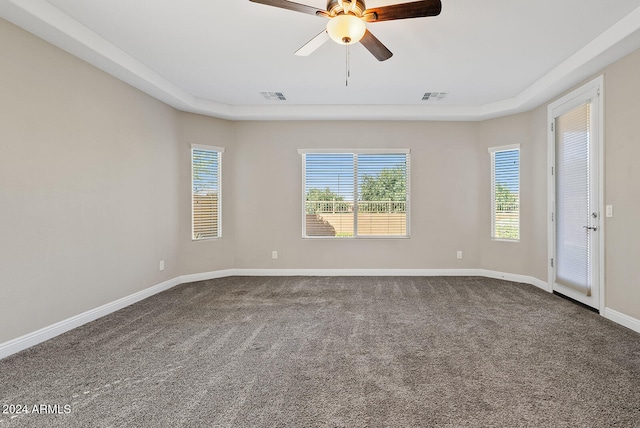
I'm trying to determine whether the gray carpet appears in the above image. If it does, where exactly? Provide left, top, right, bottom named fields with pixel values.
left=1, top=276, right=640, bottom=427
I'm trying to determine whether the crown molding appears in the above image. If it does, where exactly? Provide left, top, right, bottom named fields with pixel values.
left=2, top=1, right=640, bottom=121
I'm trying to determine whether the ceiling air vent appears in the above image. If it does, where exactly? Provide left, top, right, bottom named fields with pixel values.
left=261, top=92, right=287, bottom=101
left=422, top=92, right=447, bottom=101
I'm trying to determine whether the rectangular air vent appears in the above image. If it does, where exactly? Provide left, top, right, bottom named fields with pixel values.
left=422, top=92, right=447, bottom=101
left=261, top=92, right=287, bottom=101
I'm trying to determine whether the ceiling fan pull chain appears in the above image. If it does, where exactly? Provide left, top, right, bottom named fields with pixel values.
left=345, top=43, right=350, bottom=87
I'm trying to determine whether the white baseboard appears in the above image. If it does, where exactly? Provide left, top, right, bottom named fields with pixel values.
left=231, top=268, right=552, bottom=293
left=232, top=268, right=486, bottom=277
left=603, top=307, right=640, bottom=334
left=475, top=269, right=553, bottom=293
left=4, top=267, right=635, bottom=360
left=0, top=277, right=180, bottom=360
left=178, top=268, right=235, bottom=284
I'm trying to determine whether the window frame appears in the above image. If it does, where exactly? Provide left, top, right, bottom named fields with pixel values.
left=489, top=144, right=520, bottom=242
left=191, top=144, right=224, bottom=241
left=299, top=148, right=411, bottom=239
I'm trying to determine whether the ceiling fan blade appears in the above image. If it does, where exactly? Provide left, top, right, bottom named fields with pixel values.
left=360, top=29, right=393, bottom=61
left=249, top=0, right=327, bottom=17
left=295, top=30, right=330, bottom=56
left=363, top=0, right=441, bottom=22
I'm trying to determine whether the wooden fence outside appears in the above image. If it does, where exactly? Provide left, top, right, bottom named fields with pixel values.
left=193, top=193, right=218, bottom=239
left=308, top=213, right=406, bottom=236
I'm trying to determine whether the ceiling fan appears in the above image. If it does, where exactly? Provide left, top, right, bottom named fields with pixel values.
left=249, top=0, right=442, bottom=61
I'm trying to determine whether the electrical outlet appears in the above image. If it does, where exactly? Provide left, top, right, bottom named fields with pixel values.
left=457, top=251, right=463, bottom=259
left=159, top=260, right=165, bottom=271
left=272, top=251, right=278, bottom=259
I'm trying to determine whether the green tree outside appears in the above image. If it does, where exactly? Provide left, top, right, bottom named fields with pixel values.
left=495, top=183, right=518, bottom=211
left=494, top=183, right=519, bottom=239
left=306, top=187, right=343, bottom=202
left=359, top=167, right=406, bottom=212
left=306, top=188, right=348, bottom=213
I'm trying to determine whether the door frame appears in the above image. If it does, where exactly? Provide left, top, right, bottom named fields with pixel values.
left=547, top=75, right=605, bottom=313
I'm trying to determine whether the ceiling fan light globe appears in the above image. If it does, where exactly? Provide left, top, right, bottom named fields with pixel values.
left=326, top=14, right=366, bottom=45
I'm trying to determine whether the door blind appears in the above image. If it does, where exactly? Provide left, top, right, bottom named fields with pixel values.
left=555, top=102, right=591, bottom=294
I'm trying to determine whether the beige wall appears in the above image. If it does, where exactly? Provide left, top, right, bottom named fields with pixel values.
left=476, top=111, right=549, bottom=281
left=232, top=121, right=482, bottom=269
left=177, top=112, right=235, bottom=274
left=485, top=47, right=640, bottom=320
left=601, top=48, right=640, bottom=319
left=0, top=19, right=183, bottom=343
left=2, top=16, right=640, bottom=346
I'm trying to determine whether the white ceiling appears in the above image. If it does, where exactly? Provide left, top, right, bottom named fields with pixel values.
left=2, top=0, right=640, bottom=120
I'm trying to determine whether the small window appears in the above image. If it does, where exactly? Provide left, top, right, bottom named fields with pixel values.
left=299, top=149, right=410, bottom=238
left=489, top=145, right=520, bottom=241
left=191, top=145, right=224, bottom=240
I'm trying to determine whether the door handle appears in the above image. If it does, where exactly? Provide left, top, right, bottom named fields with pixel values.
left=583, top=225, right=597, bottom=231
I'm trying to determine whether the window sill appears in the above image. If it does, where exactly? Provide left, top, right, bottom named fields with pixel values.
left=302, top=236, right=410, bottom=240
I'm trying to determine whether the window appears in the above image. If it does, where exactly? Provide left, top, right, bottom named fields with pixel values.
left=489, top=144, right=520, bottom=241
left=191, top=145, right=224, bottom=240
left=299, top=149, right=410, bottom=238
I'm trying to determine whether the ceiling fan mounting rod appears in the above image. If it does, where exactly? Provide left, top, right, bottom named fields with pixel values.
left=328, top=0, right=366, bottom=17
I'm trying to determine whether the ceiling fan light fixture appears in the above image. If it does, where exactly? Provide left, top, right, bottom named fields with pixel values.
left=326, top=14, right=366, bottom=45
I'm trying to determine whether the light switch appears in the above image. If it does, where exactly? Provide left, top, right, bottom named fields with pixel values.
left=606, top=205, right=613, bottom=218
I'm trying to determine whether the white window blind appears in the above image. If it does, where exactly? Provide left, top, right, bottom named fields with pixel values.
left=191, top=145, right=224, bottom=240
left=489, top=145, right=520, bottom=241
left=555, top=102, right=591, bottom=293
left=300, top=149, right=410, bottom=238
